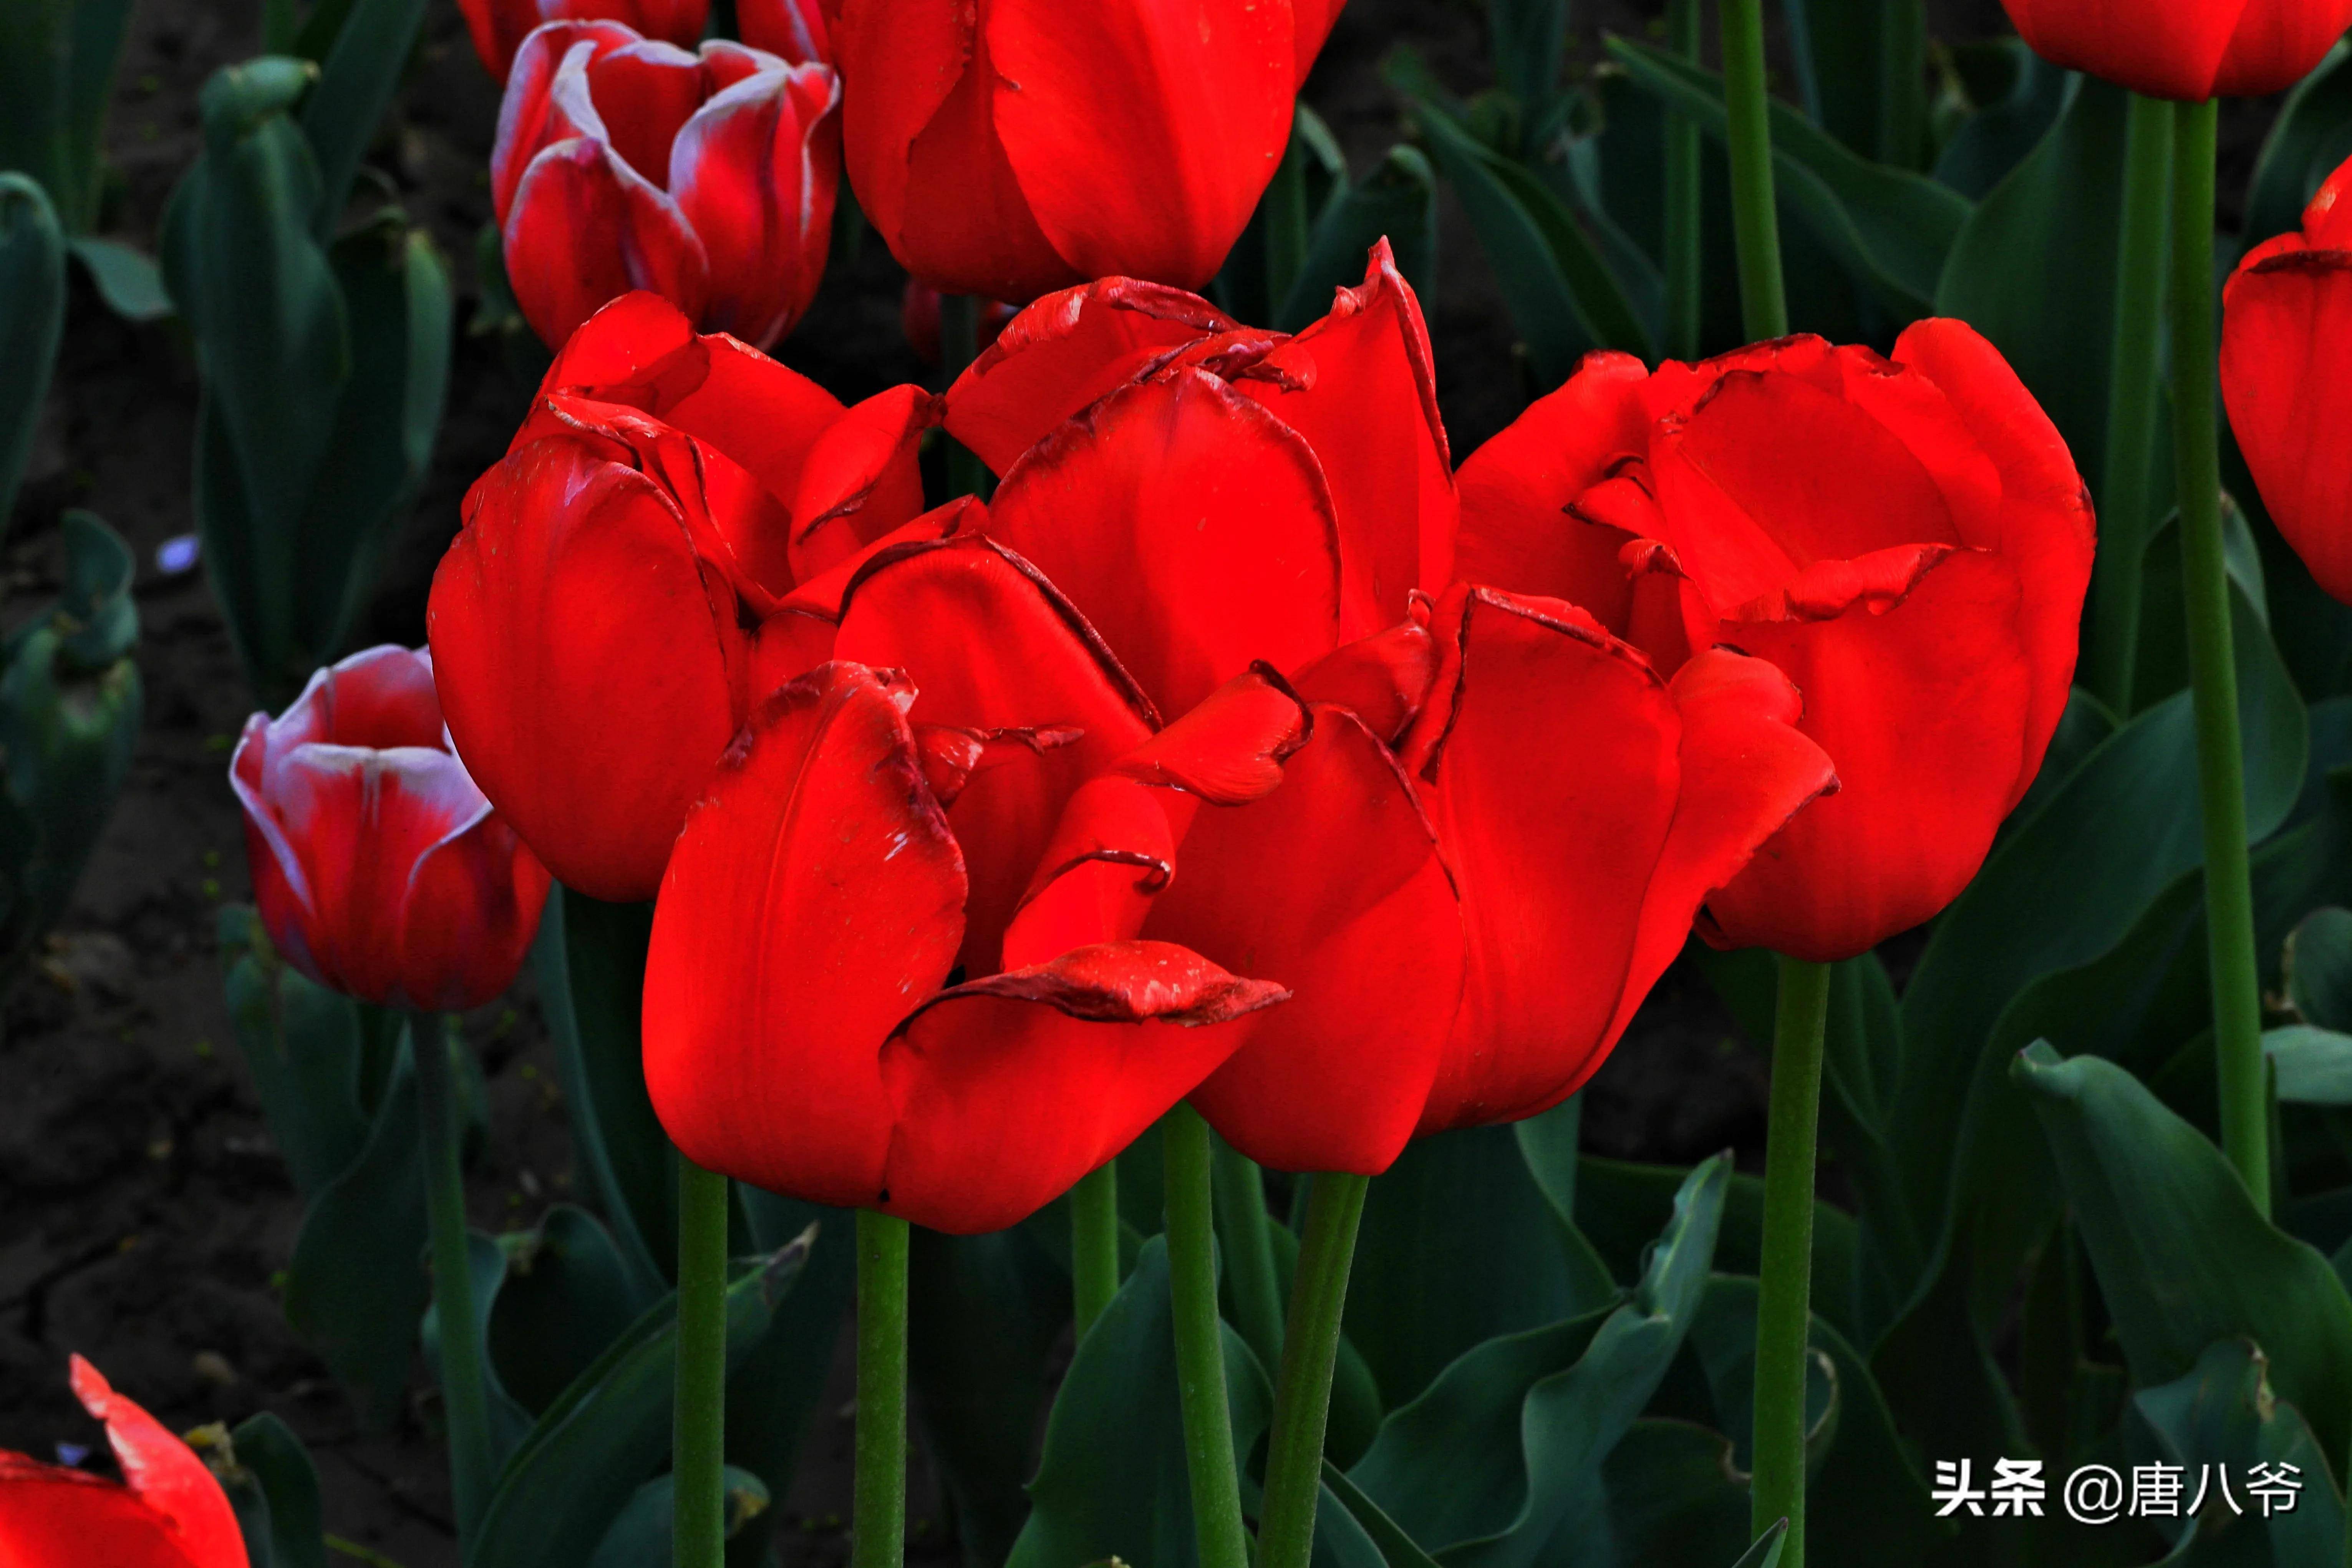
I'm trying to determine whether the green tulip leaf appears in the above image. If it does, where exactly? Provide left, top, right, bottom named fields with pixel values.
left=2261, top=1027, right=2352, bottom=1106
left=1780, top=0, right=1887, bottom=160
left=1275, top=144, right=1439, bottom=332
left=219, top=904, right=373, bottom=1199
left=0, top=174, right=65, bottom=534
left=70, top=236, right=173, bottom=321
left=1729, top=1519, right=1790, bottom=1568
left=2245, top=41, right=2352, bottom=252
left=2014, top=1044, right=2352, bottom=1472
left=283, top=1033, right=427, bottom=1428
left=724, top=1189, right=854, bottom=1568
left=582, top=1466, right=772, bottom=1568
left=1007, top=1236, right=1274, bottom=1568
left=1604, top=36, right=1971, bottom=320
left=300, top=0, right=425, bottom=237
left=2133, top=498, right=2270, bottom=708
left=2133, top=1338, right=2347, bottom=1564
left=2285, top=907, right=2352, bottom=1030
left=0, top=0, right=135, bottom=231
left=466, top=1235, right=813, bottom=1568
left=484, top=1203, right=650, bottom=1417
left=1321, top=1460, right=1442, bottom=1568
left=224, top=1412, right=327, bottom=1568
left=1931, top=43, right=2073, bottom=201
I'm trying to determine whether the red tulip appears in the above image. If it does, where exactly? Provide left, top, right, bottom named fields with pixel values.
left=459, top=0, right=706, bottom=81
left=2225, top=155, right=2352, bottom=602
left=231, top=646, right=551, bottom=1011
left=1457, top=325, right=2096, bottom=963
left=430, top=293, right=933, bottom=902
left=1999, top=0, right=2352, bottom=100
left=493, top=22, right=839, bottom=351
left=0, top=1357, right=246, bottom=1568
left=833, top=0, right=1346, bottom=302
left=736, top=0, right=829, bottom=63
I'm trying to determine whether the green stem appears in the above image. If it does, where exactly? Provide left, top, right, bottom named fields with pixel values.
left=1211, top=1135, right=1286, bottom=1375
left=1719, top=0, right=1787, bottom=340
left=412, top=1012, right=493, bottom=1546
left=1266, top=110, right=1311, bottom=318
left=1070, top=1159, right=1121, bottom=1341
left=1165, top=1105, right=1250, bottom=1568
left=853, top=1210, right=910, bottom=1568
left=938, top=294, right=988, bottom=500
left=1256, top=1172, right=1370, bottom=1568
left=1662, top=0, right=1704, bottom=361
left=673, top=1160, right=731, bottom=1568
left=1876, top=0, right=1926, bottom=170
left=2171, top=98, right=2268, bottom=1215
left=2085, top=93, right=2177, bottom=717
left=1750, top=957, right=1833, bottom=1568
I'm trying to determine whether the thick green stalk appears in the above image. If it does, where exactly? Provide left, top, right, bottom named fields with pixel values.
left=1750, top=958, right=1833, bottom=1568
left=1256, top=1172, right=1371, bottom=1568
left=854, top=1210, right=910, bottom=1568
left=1876, top=0, right=1926, bottom=170
left=1266, top=111, right=1312, bottom=313
left=673, top=1160, right=731, bottom=1568
left=2085, top=94, right=2178, bottom=716
left=1718, top=0, right=1787, bottom=341
left=938, top=294, right=988, bottom=499
left=1165, top=1106, right=1250, bottom=1568
left=2171, top=98, right=2268, bottom=1214
left=1662, top=0, right=1704, bottom=361
left=1070, top=1160, right=1121, bottom=1341
left=412, top=1013, right=494, bottom=1545
left=1211, top=1135, right=1286, bottom=1374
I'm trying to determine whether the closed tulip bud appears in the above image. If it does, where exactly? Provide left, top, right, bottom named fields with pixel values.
left=1457, top=324, right=2097, bottom=963
left=458, top=0, right=708, bottom=82
left=1999, top=0, right=2352, bottom=101
left=834, top=0, right=1347, bottom=301
left=2224, top=154, right=2352, bottom=602
left=493, top=21, right=840, bottom=351
left=0, top=1357, right=247, bottom=1568
left=429, top=293, right=934, bottom=902
left=231, top=646, right=551, bottom=1012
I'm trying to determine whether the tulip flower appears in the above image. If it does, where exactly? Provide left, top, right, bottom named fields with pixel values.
left=458, top=0, right=706, bottom=82
left=430, top=293, right=934, bottom=902
left=492, top=22, right=840, bottom=351
left=737, top=0, right=829, bottom=63
left=833, top=0, right=1348, bottom=301
left=0, top=1357, right=246, bottom=1568
left=1457, top=325, right=2097, bottom=963
left=2224, top=154, right=2352, bottom=602
left=231, top=645, right=551, bottom=1011
left=1999, top=0, right=2352, bottom=101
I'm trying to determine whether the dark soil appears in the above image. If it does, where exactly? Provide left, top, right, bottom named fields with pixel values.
left=0, top=0, right=2253, bottom=1563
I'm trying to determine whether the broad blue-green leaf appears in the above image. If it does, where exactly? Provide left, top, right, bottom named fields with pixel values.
left=2245, top=41, right=2352, bottom=251
left=0, top=174, right=65, bottom=533
left=2134, top=1338, right=2347, bottom=1564
left=0, top=0, right=134, bottom=230
left=583, top=1467, right=771, bottom=1568
left=1605, top=36, right=1971, bottom=319
left=534, top=888, right=671, bottom=1300
left=300, top=0, right=425, bottom=237
left=1323, top=1460, right=1442, bottom=1568
left=1346, top=1119, right=1616, bottom=1412
left=1352, top=1156, right=1727, bottom=1562
left=466, top=1238, right=812, bottom=1568
left=284, top=1034, right=426, bottom=1428
left=2134, top=498, right=2269, bottom=707
left=1781, top=0, right=1883, bottom=158
left=728, top=1191, right=852, bottom=1568
left=486, top=1204, right=643, bottom=1416
left=1007, top=1237, right=1274, bottom=1568
left=219, top=904, right=372, bottom=1199
left=70, top=236, right=172, bottom=320
left=1275, top=145, right=1438, bottom=333
left=2014, top=1044, right=2352, bottom=1472
left=1932, top=44, right=2071, bottom=201
left=214, top=1411, right=327, bottom=1568
left=422, top=1229, right=534, bottom=1484
left=2262, top=1027, right=2352, bottom=1106
left=2286, top=907, right=2352, bottom=1028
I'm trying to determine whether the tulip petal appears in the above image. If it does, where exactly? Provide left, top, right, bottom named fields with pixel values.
left=432, top=441, right=744, bottom=901
left=0, top=1457, right=209, bottom=1568
left=832, top=535, right=1156, bottom=972
left=786, top=383, right=938, bottom=581
left=2213, top=0, right=2352, bottom=98
left=1291, top=0, right=1344, bottom=82
left=988, top=0, right=1296, bottom=289
left=1237, top=242, right=1456, bottom=630
left=1170, top=705, right=1467, bottom=1174
left=493, top=23, right=640, bottom=221
left=1000, top=774, right=1183, bottom=970
left=504, top=137, right=711, bottom=351
left=830, top=0, right=972, bottom=275
left=880, top=941, right=1284, bottom=1232
left=1110, top=664, right=1311, bottom=805
left=69, top=1357, right=245, bottom=1568
left=1455, top=350, right=1653, bottom=625
left=642, top=663, right=963, bottom=1210
left=2307, top=159, right=2352, bottom=249
left=670, top=62, right=840, bottom=348
left=2226, top=242, right=2352, bottom=606
left=1999, top=0, right=2240, bottom=101
left=401, top=815, right=554, bottom=1013
left=1701, top=549, right=2033, bottom=963
left=983, top=367, right=1344, bottom=716
left=737, top=0, right=829, bottom=64
left=584, top=39, right=710, bottom=188
left=944, top=277, right=1236, bottom=474
left=1400, top=587, right=1684, bottom=1134
left=1891, top=317, right=2097, bottom=802
left=1291, top=612, right=1441, bottom=747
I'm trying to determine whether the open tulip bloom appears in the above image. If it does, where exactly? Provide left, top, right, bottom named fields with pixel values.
left=0, top=1359, right=246, bottom=1568
left=492, top=21, right=840, bottom=351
